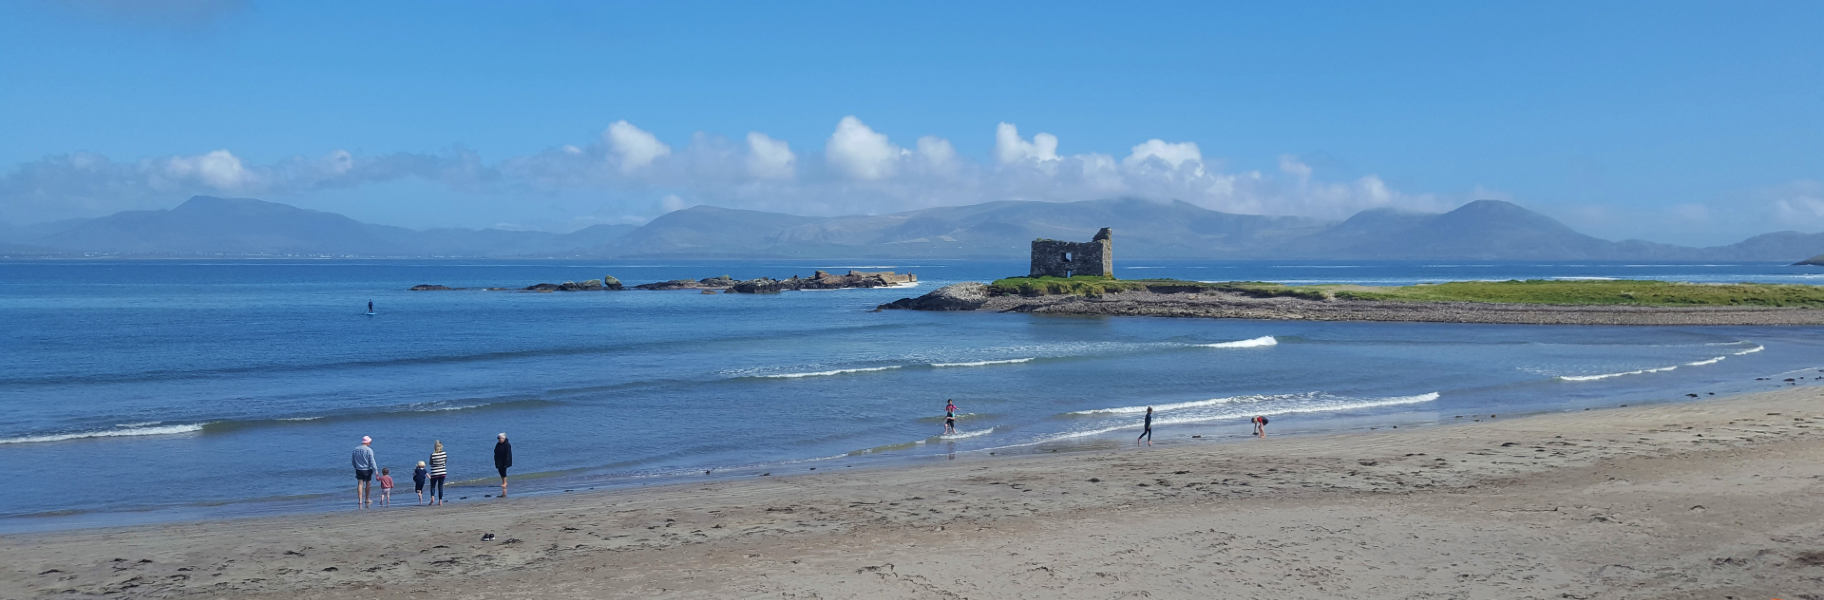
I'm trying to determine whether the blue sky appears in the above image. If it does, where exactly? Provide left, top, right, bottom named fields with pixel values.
left=1, top=1, right=1819, bottom=245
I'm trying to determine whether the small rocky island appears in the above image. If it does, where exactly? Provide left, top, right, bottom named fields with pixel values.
left=410, top=270, right=915, bottom=294
left=878, top=229, right=1824, bottom=326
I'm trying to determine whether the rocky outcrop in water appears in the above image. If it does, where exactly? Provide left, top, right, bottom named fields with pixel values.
left=731, top=270, right=916, bottom=294
left=1796, top=255, right=1824, bottom=266
left=525, top=277, right=622, bottom=292
left=876, top=282, right=989, bottom=310
left=409, top=284, right=454, bottom=291
left=634, top=275, right=737, bottom=291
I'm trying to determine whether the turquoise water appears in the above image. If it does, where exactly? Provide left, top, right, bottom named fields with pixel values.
left=2, top=259, right=1821, bottom=531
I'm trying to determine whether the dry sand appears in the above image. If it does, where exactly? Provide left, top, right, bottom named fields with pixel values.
left=8, top=386, right=1824, bottom=599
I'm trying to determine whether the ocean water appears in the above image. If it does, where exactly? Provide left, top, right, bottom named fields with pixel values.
left=2, top=259, right=1822, bottom=531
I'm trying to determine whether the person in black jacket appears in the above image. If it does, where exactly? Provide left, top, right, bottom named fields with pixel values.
left=494, top=432, right=513, bottom=497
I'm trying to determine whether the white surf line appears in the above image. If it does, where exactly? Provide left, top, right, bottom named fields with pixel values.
left=760, top=366, right=903, bottom=379
left=931, top=358, right=1035, bottom=368
left=1197, top=335, right=1277, bottom=349
left=1067, top=392, right=1314, bottom=416
left=0, top=423, right=206, bottom=445
left=1016, top=392, right=1442, bottom=446
left=1558, top=365, right=1680, bottom=382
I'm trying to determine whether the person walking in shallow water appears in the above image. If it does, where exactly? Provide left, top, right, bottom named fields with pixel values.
left=1138, top=407, right=1154, bottom=446
left=943, top=400, right=958, bottom=435
left=494, top=433, right=513, bottom=498
left=427, top=440, right=448, bottom=506
left=351, top=436, right=377, bottom=509
left=1252, top=415, right=1269, bottom=438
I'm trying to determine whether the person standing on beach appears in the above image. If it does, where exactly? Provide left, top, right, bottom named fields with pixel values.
left=1252, top=415, right=1269, bottom=438
left=427, top=440, right=448, bottom=506
left=377, top=468, right=394, bottom=507
left=494, top=433, right=513, bottom=498
left=413, top=461, right=428, bottom=505
left=1138, top=407, right=1154, bottom=446
left=352, top=436, right=377, bottom=509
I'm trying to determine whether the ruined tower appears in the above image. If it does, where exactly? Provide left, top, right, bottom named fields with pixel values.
left=1028, top=228, right=1113, bottom=278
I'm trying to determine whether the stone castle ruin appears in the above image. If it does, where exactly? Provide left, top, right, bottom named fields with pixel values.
left=1029, top=228, right=1113, bottom=278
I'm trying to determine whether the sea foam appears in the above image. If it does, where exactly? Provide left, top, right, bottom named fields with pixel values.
left=1198, top=336, right=1278, bottom=349
left=1067, top=392, right=1313, bottom=416
left=760, top=366, right=903, bottom=379
left=1037, top=392, right=1440, bottom=443
left=1558, top=365, right=1680, bottom=381
left=0, top=423, right=206, bottom=445
left=931, top=358, right=1034, bottom=368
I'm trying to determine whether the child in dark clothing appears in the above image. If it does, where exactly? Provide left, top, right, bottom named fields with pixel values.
left=413, top=461, right=429, bottom=505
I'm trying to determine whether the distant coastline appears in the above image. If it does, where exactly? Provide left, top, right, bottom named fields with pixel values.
left=882, top=278, right=1824, bottom=326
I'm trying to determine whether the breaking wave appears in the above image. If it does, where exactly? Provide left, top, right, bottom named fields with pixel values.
left=931, top=358, right=1034, bottom=368
left=1035, top=393, right=1440, bottom=443
left=1198, top=336, right=1278, bottom=349
left=1066, top=392, right=1313, bottom=415
left=759, top=366, right=903, bottom=379
left=0, top=423, right=206, bottom=445
left=1558, top=365, right=1681, bottom=381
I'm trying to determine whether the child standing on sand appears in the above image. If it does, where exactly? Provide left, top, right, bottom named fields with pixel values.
left=377, top=468, right=394, bottom=506
left=413, top=461, right=428, bottom=504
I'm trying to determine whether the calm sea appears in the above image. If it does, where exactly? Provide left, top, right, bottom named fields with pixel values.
left=3, top=259, right=1821, bottom=531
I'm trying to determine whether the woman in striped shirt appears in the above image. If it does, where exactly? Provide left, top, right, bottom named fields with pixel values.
left=427, top=440, right=448, bottom=506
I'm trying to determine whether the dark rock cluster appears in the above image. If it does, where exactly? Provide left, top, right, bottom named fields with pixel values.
left=732, top=271, right=916, bottom=294
left=524, top=277, right=623, bottom=292
left=876, top=282, right=989, bottom=311
left=633, top=275, right=737, bottom=291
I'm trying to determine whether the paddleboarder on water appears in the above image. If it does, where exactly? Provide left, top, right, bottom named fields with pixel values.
left=368, top=300, right=373, bottom=314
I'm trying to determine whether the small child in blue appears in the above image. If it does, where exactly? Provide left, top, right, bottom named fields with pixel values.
left=413, top=461, right=429, bottom=505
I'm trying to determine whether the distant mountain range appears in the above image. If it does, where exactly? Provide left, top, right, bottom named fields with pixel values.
left=2, top=195, right=1822, bottom=262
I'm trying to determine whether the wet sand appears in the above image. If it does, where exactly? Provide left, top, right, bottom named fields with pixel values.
left=6, top=385, right=1824, bottom=599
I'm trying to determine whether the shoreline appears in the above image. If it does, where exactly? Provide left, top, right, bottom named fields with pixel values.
left=885, top=283, right=1824, bottom=325
left=8, top=385, right=1824, bottom=598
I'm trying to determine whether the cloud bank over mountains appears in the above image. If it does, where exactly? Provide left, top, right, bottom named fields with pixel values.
left=5, top=116, right=1816, bottom=243
left=0, top=116, right=1451, bottom=229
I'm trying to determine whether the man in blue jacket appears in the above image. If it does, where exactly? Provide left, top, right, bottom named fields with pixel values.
left=352, top=435, right=377, bottom=509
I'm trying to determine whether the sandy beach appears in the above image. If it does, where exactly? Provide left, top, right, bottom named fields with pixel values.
left=6, top=385, right=1824, bottom=599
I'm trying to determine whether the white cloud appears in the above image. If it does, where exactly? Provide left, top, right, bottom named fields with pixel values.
left=824, top=116, right=905, bottom=180
left=1123, top=139, right=1203, bottom=170
left=604, top=120, right=670, bottom=174
left=1277, top=154, right=1313, bottom=179
left=744, top=132, right=795, bottom=180
left=160, top=149, right=257, bottom=190
left=994, top=123, right=1058, bottom=165
left=659, top=194, right=690, bottom=212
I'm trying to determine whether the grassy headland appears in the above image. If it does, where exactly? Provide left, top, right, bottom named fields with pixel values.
left=986, top=276, right=1824, bottom=307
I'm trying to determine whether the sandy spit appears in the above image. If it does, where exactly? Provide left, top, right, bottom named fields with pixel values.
left=980, top=290, right=1824, bottom=325
left=7, top=386, right=1824, bottom=599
